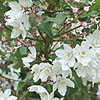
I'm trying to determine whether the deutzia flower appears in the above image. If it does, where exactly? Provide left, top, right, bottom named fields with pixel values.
left=0, top=89, right=17, bottom=100
left=4, top=0, right=32, bottom=39
left=73, top=41, right=96, bottom=66
left=28, top=85, right=64, bottom=100
left=10, top=21, right=26, bottom=39
left=72, top=7, right=79, bottom=13
left=9, top=0, right=33, bottom=12
left=55, top=44, right=75, bottom=70
left=53, top=76, right=75, bottom=96
left=31, top=63, right=56, bottom=82
left=86, top=30, right=100, bottom=49
left=22, top=46, right=36, bottom=67
left=52, top=60, right=72, bottom=78
left=28, top=85, right=49, bottom=100
left=84, top=6, right=90, bottom=12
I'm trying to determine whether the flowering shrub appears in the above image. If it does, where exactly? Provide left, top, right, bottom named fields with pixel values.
left=0, top=0, right=100, bottom=100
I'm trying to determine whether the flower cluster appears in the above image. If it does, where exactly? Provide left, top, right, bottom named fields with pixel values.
left=24, top=30, right=100, bottom=99
left=1, top=0, right=100, bottom=99
left=5, top=0, right=33, bottom=39
left=56, top=30, right=100, bottom=85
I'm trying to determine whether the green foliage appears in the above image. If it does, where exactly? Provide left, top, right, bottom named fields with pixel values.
left=37, top=22, right=54, bottom=39
left=45, top=12, right=67, bottom=24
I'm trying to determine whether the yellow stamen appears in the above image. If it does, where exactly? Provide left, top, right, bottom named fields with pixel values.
left=67, top=52, right=70, bottom=57
left=4, top=97, right=7, bottom=100
left=14, top=26, right=19, bottom=30
left=20, top=4, right=24, bottom=9
left=81, top=51, right=86, bottom=55
left=46, top=69, right=50, bottom=73
left=61, top=82, right=65, bottom=85
left=96, top=40, right=99, bottom=45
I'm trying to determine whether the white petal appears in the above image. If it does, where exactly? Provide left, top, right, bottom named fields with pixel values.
left=4, top=89, right=11, bottom=96
left=53, top=82, right=59, bottom=92
left=19, top=0, right=33, bottom=7
left=55, top=49, right=66, bottom=59
left=29, top=46, right=36, bottom=58
left=8, top=96, right=17, bottom=100
left=11, top=29, right=20, bottom=38
left=58, top=84, right=66, bottom=96
left=66, top=78, right=75, bottom=88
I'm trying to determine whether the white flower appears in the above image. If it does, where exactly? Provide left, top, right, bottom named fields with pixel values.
left=9, top=21, right=26, bottom=39
left=73, top=41, right=96, bottom=66
left=9, top=0, right=33, bottom=12
left=86, top=30, right=100, bottom=48
left=52, top=60, right=72, bottom=78
left=74, top=62, right=95, bottom=78
left=22, top=46, right=36, bottom=67
left=28, top=85, right=64, bottom=100
left=84, top=6, right=90, bottom=12
left=53, top=76, right=74, bottom=96
left=31, top=63, right=56, bottom=82
left=55, top=44, right=75, bottom=70
left=72, top=7, right=79, bottom=13
left=0, top=89, right=17, bottom=100
left=28, top=85, right=49, bottom=100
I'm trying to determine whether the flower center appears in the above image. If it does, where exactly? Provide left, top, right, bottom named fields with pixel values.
left=66, top=52, right=71, bottom=58
left=14, top=26, right=19, bottom=30
left=83, top=66, right=88, bottom=69
left=61, top=81, right=65, bottom=85
left=81, top=51, right=86, bottom=55
left=95, top=40, right=99, bottom=45
left=46, top=69, right=51, bottom=73
left=4, top=97, right=7, bottom=100
left=20, top=4, right=24, bottom=9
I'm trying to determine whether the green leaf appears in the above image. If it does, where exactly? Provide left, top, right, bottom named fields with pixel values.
left=17, top=72, right=31, bottom=94
left=37, top=22, right=53, bottom=39
left=15, top=48, right=23, bottom=67
left=22, top=72, right=31, bottom=83
left=72, top=69, right=89, bottom=97
left=66, top=81, right=79, bottom=98
left=45, top=12, right=67, bottom=24
left=20, top=46, right=28, bottom=56
left=90, top=0, right=100, bottom=10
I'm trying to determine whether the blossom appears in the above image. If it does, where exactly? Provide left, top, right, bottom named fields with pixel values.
left=0, top=89, right=17, bottom=100
left=28, top=85, right=49, bottom=100
left=52, top=60, right=72, bottom=78
left=81, top=21, right=88, bottom=27
left=86, top=30, right=100, bottom=49
left=72, top=7, right=79, bottom=13
left=4, top=0, right=32, bottom=39
left=31, top=63, right=56, bottom=82
left=28, top=85, right=64, bottom=100
left=22, top=46, right=36, bottom=67
left=53, top=76, right=75, bottom=96
left=9, top=0, right=33, bottom=12
left=73, top=41, right=96, bottom=66
left=55, top=44, right=75, bottom=70
left=74, top=0, right=81, bottom=3
left=84, top=6, right=90, bottom=12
